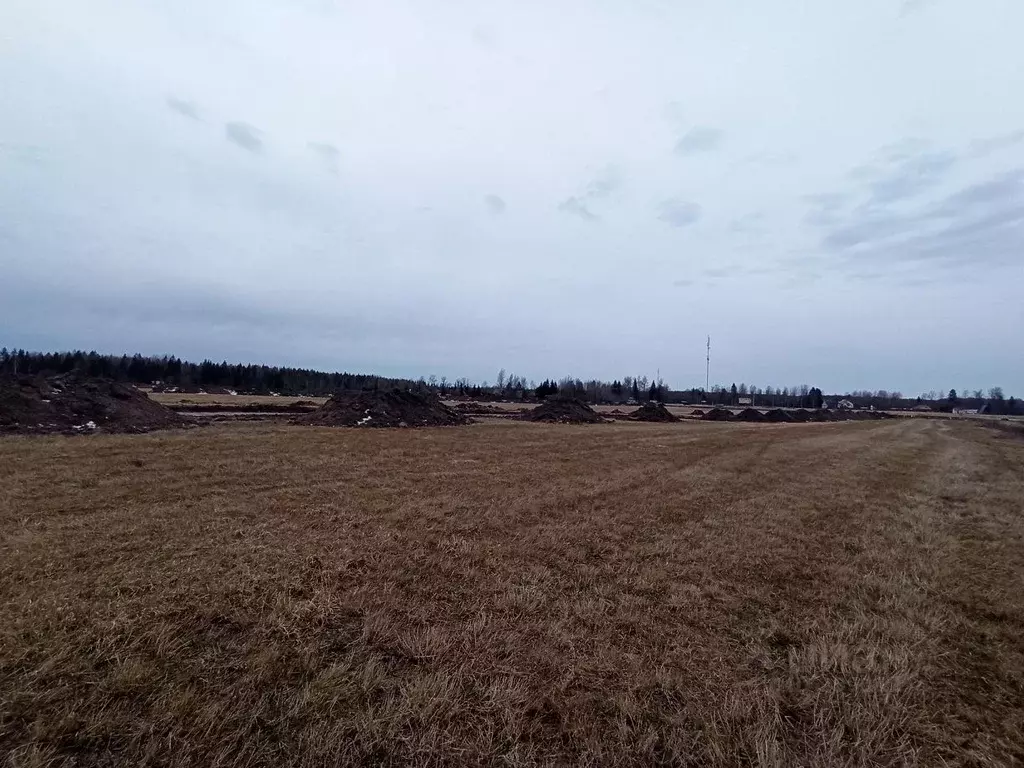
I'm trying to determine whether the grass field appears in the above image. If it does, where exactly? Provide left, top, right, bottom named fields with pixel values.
left=2, top=419, right=1023, bottom=766
left=147, top=392, right=329, bottom=408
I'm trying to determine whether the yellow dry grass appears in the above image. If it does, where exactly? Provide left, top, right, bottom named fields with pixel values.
left=147, top=392, right=329, bottom=407
left=1, top=419, right=1022, bottom=766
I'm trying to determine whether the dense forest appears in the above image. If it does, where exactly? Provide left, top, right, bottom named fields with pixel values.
left=0, top=348, right=1018, bottom=413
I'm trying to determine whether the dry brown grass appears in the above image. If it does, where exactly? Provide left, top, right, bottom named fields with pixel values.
left=2, top=419, right=1023, bottom=766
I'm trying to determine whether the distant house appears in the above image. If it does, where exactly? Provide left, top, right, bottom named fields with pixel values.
left=837, top=399, right=855, bottom=410
left=737, top=397, right=752, bottom=406
left=954, top=408, right=979, bottom=415
left=912, top=403, right=932, bottom=412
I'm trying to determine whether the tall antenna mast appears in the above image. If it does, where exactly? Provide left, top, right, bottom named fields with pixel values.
left=705, top=336, right=711, bottom=392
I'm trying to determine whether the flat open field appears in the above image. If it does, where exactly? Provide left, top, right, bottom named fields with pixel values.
left=2, top=419, right=1023, bottom=766
left=147, top=392, right=329, bottom=407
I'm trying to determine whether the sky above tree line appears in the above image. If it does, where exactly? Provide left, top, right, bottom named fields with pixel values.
left=2, top=0, right=1022, bottom=396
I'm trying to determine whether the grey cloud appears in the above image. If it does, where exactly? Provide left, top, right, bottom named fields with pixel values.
left=744, top=151, right=797, bottom=167
left=308, top=142, right=340, bottom=173
left=900, top=0, right=933, bottom=16
left=875, top=137, right=930, bottom=163
left=558, top=196, right=598, bottom=221
left=225, top=122, right=263, bottom=153
left=936, top=170, right=1024, bottom=211
left=671, top=278, right=695, bottom=287
left=674, top=126, right=724, bottom=155
left=811, top=169, right=1024, bottom=271
left=8, top=0, right=1024, bottom=395
left=897, top=276, right=941, bottom=287
left=969, top=130, right=1024, bottom=158
left=822, top=212, right=906, bottom=250
left=658, top=199, right=701, bottom=228
left=584, top=165, right=623, bottom=198
left=166, top=97, right=200, bottom=120
left=558, top=165, right=621, bottom=220
left=803, top=192, right=848, bottom=209
left=867, top=150, right=956, bottom=204
left=662, top=101, right=685, bottom=126
left=802, top=193, right=849, bottom=227
left=1, top=270, right=453, bottom=365
left=484, top=194, right=506, bottom=215
left=471, top=24, right=498, bottom=48
left=729, top=212, right=765, bottom=234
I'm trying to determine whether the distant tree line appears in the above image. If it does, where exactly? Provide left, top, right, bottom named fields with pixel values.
left=0, top=349, right=419, bottom=397
left=0, top=349, right=1017, bottom=413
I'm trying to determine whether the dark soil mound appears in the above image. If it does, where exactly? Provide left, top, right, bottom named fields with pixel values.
left=297, top=389, right=468, bottom=428
left=702, top=408, right=734, bottom=421
left=630, top=402, right=678, bottom=422
left=690, top=409, right=704, bottom=417
left=807, top=409, right=833, bottom=422
left=789, top=409, right=813, bottom=422
left=524, top=398, right=605, bottom=424
left=0, top=373, right=188, bottom=435
left=735, top=408, right=767, bottom=422
left=764, top=409, right=795, bottom=423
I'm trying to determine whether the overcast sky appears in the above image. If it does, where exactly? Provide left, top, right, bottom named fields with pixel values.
left=2, top=0, right=1022, bottom=395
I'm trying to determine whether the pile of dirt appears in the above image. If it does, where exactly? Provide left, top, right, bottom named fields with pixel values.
left=690, top=408, right=704, bottom=417
left=524, top=398, right=605, bottom=424
left=630, top=402, right=679, bottom=422
left=296, top=389, right=468, bottom=428
left=701, top=408, right=734, bottom=421
left=0, top=373, right=188, bottom=435
left=807, top=410, right=834, bottom=422
left=734, top=408, right=768, bottom=422
left=764, top=409, right=795, bottom=423
left=789, top=409, right=813, bottom=422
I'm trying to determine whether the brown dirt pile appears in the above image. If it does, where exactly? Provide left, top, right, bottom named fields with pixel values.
left=524, top=398, right=605, bottom=424
left=765, top=409, right=795, bottom=423
left=701, top=407, right=734, bottom=421
left=0, top=373, right=188, bottom=435
left=735, top=408, right=768, bottom=422
left=297, top=389, right=468, bottom=428
left=630, top=402, right=679, bottom=422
